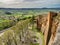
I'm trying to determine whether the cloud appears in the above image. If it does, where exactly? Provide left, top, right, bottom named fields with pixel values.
left=23, top=0, right=40, bottom=2
left=0, top=0, right=23, bottom=4
left=0, top=0, right=60, bottom=8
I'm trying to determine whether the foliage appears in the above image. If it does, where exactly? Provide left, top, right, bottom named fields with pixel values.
left=0, top=18, right=44, bottom=45
left=0, top=20, right=16, bottom=30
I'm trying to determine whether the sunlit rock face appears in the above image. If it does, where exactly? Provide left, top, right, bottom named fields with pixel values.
left=53, top=23, right=60, bottom=45
left=36, top=12, right=59, bottom=45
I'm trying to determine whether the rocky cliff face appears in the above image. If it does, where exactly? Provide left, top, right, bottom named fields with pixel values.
left=36, top=12, right=59, bottom=45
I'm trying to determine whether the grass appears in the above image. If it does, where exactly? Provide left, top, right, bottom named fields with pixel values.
left=30, top=20, right=45, bottom=45
left=30, top=43, right=39, bottom=45
left=31, top=23, right=44, bottom=45
left=39, top=32, right=45, bottom=45
left=0, top=18, right=45, bottom=45
left=36, top=32, right=44, bottom=45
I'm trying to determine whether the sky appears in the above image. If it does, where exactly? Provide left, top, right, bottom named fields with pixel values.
left=0, top=0, right=60, bottom=8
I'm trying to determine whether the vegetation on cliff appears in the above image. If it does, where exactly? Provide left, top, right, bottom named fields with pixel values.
left=0, top=18, right=44, bottom=45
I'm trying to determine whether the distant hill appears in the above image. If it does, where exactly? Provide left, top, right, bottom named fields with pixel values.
left=0, top=8, right=60, bottom=10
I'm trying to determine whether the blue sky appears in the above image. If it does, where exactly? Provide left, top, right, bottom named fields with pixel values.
left=0, top=0, right=60, bottom=8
